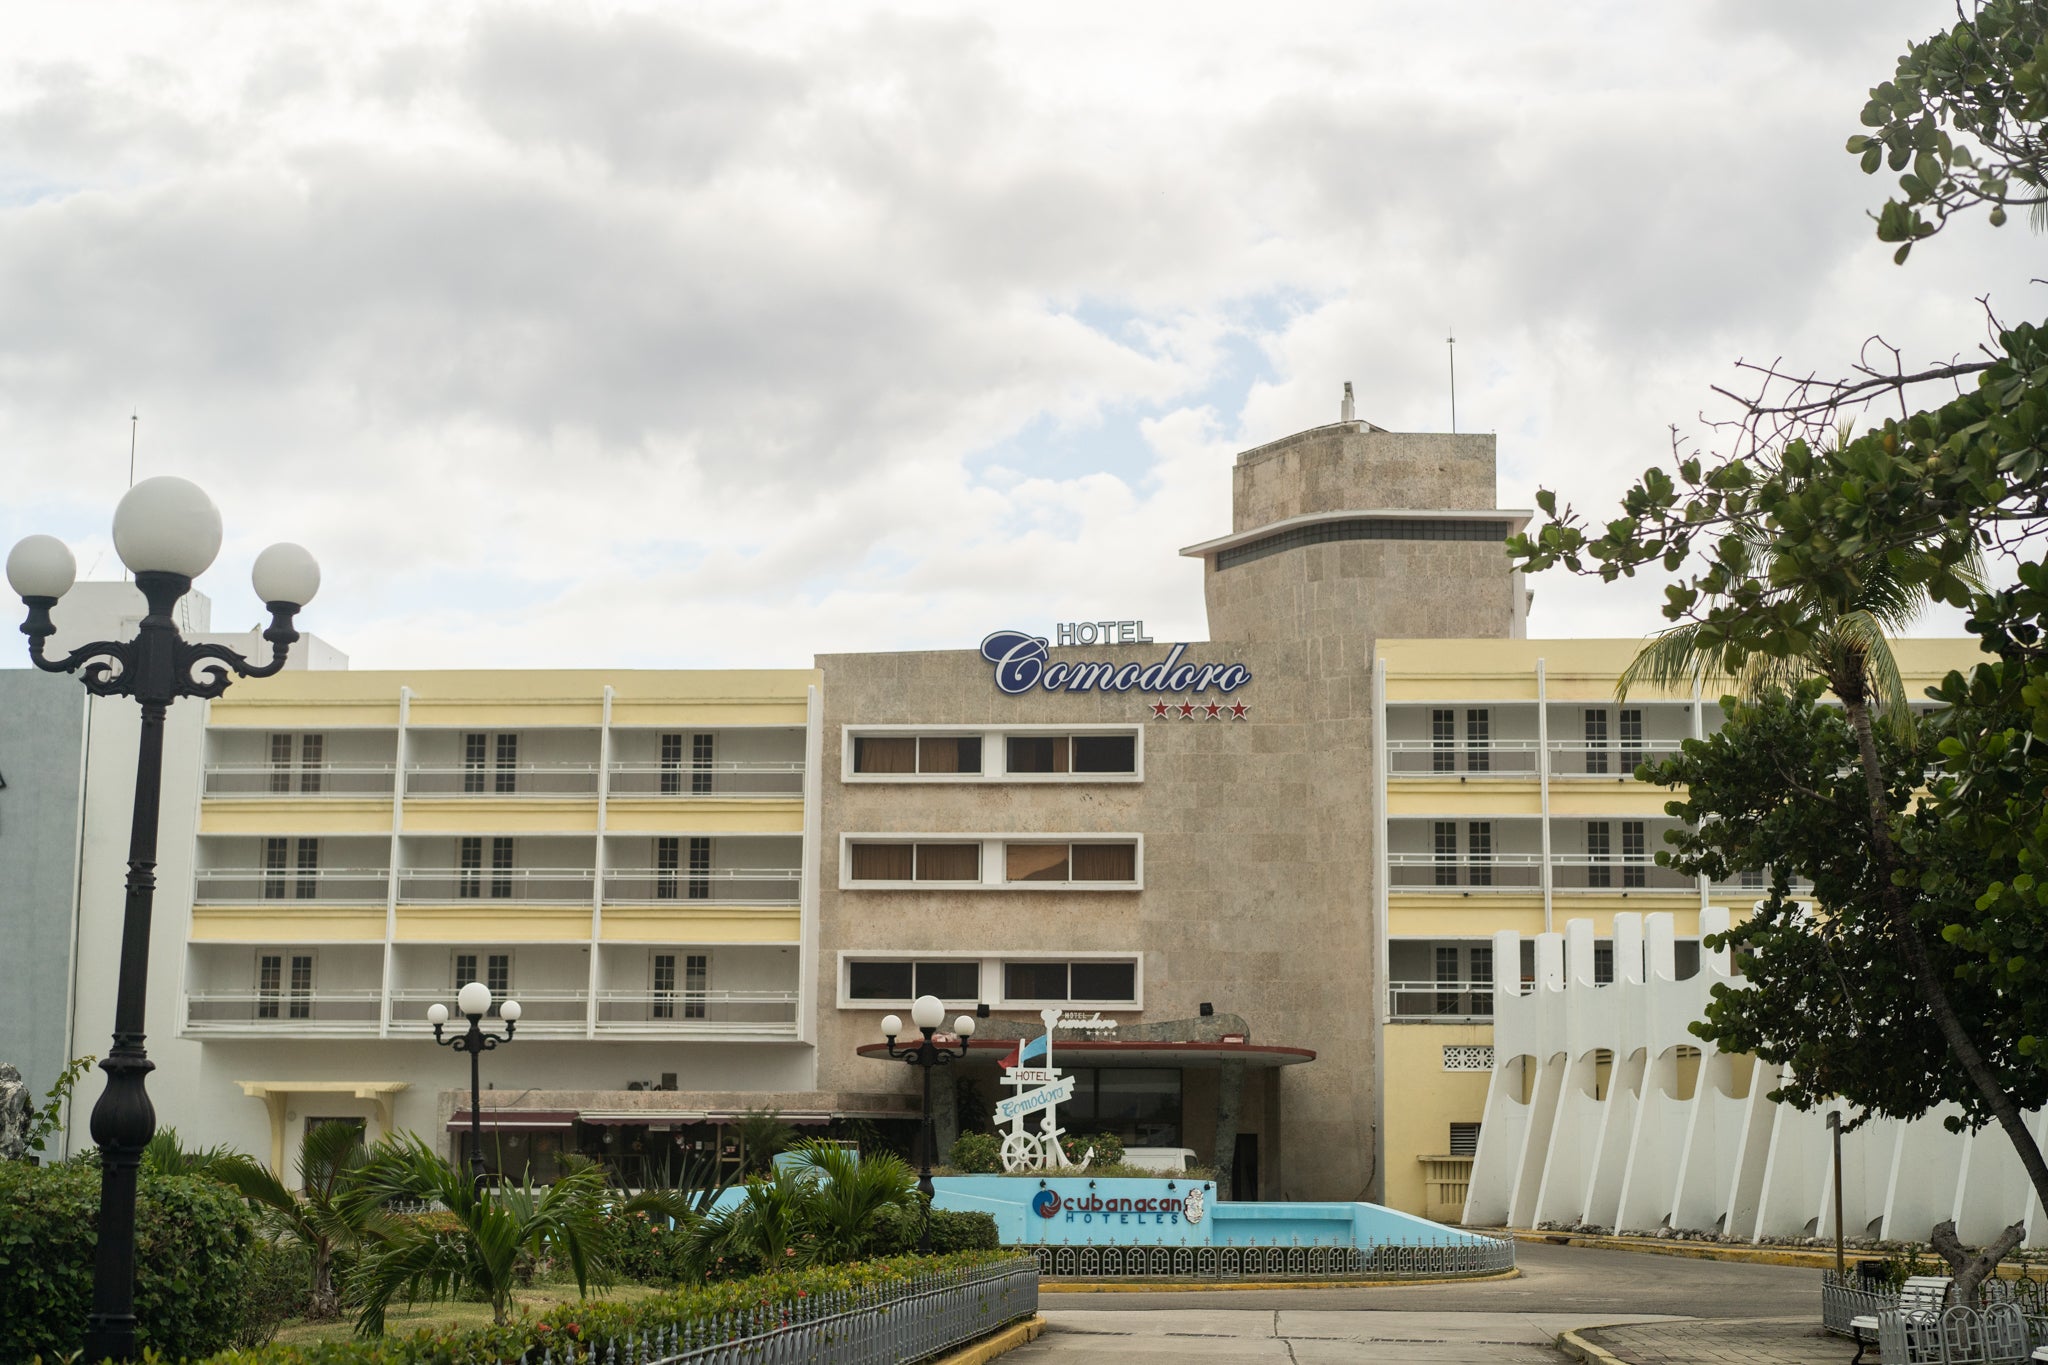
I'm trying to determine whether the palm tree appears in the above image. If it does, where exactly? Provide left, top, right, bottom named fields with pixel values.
left=342, top=1133, right=609, bottom=1333
left=141, top=1128, right=265, bottom=1183
left=731, top=1107, right=795, bottom=1176
left=781, top=1141, right=915, bottom=1261
left=213, top=1119, right=374, bottom=1319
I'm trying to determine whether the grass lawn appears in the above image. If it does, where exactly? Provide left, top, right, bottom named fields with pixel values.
left=271, top=1283, right=666, bottom=1345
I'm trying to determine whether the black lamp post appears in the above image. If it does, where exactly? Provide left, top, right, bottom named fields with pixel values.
left=7, top=477, right=320, bottom=1365
left=881, top=994, right=975, bottom=1254
left=428, top=982, right=522, bottom=1191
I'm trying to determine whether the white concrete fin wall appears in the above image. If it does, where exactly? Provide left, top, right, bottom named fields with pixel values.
left=1464, top=912, right=2048, bottom=1246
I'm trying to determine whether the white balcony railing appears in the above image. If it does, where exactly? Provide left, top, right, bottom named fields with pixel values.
left=404, top=764, right=601, bottom=797
left=1387, top=853, right=1543, bottom=891
left=203, top=765, right=398, bottom=797
left=601, top=868, right=802, bottom=907
left=184, top=989, right=384, bottom=1033
left=194, top=867, right=393, bottom=903
left=387, top=987, right=590, bottom=1031
left=1546, top=740, right=1687, bottom=777
left=397, top=867, right=596, bottom=903
left=1548, top=855, right=1694, bottom=892
left=596, top=990, right=800, bottom=1029
left=607, top=762, right=805, bottom=799
left=1388, top=980, right=1498, bottom=1020
left=1385, top=740, right=1540, bottom=777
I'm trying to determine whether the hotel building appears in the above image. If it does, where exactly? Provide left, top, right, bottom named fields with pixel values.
left=1, top=408, right=1983, bottom=1218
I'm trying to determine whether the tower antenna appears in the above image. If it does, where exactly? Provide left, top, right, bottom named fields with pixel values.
left=128, top=412, right=138, bottom=488
left=1447, top=333, right=1457, bottom=434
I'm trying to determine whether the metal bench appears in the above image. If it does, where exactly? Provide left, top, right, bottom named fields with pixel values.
left=1851, top=1277, right=1951, bottom=1364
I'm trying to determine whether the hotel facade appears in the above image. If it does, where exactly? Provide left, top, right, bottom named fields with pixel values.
left=0, top=413, right=1985, bottom=1219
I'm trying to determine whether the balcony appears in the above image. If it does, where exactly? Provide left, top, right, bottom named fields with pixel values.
left=1546, top=741, right=1687, bottom=779
left=1387, top=854, right=1542, bottom=892
left=1550, top=857, right=1695, bottom=893
left=595, top=989, right=799, bottom=1032
left=601, top=867, right=801, bottom=907
left=607, top=761, right=804, bottom=798
left=397, top=867, right=596, bottom=904
left=194, top=867, right=392, bottom=903
left=203, top=765, right=399, bottom=797
left=405, top=764, right=600, bottom=797
left=1389, top=979, right=1496, bottom=1021
left=185, top=989, right=384, bottom=1034
left=1386, top=740, right=1539, bottom=777
left=388, top=988, right=592, bottom=1035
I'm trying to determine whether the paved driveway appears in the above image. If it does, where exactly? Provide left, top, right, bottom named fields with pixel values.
left=1008, top=1241, right=1828, bottom=1364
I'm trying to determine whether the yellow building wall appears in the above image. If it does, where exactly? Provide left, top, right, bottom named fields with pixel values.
left=191, top=908, right=387, bottom=942
left=1382, top=1023, right=1493, bottom=1219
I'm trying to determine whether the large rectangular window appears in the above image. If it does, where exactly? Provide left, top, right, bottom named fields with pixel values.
left=656, top=837, right=680, bottom=900
left=692, top=732, right=715, bottom=795
left=463, top=733, right=488, bottom=793
left=1465, top=709, right=1490, bottom=774
left=263, top=836, right=288, bottom=900
left=1622, top=820, right=1647, bottom=889
left=688, top=836, right=711, bottom=899
left=257, top=953, right=282, bottom=1019
left=459, top=837, right=483, bottom=898
left=850, top=959, right=982, bottom=1001
left=1071, top=735, right=1136, bottom=773
left=494, top=733, right=519, bottom=794
left=1002, top=959, right=1136, bottom=1003
left=490, top=838, right=514, bottom=899
left=269, top=733, right=294, bottom=793
left=1584, top=709, right=1610, bottom=775
left=1586, top=821, right=1611, bottom=889
left=684, top=952, right=708, bottom=1019
left=1003, top=841, right=1137, bottom=884
left=918, top=736, right=981, bottom=774
left=652, top=953, right=676, bottom=1019
left=1470, top=944, right=1494, bottom=1017
left=852, top=737, right=916, bottom=774
left=295, top=837, right=319, bottom=900
left=847, top=843, right=981, bottom=882
left=660, top=733, right=685, bottom=794
left=847, top=960, right=914, bottom=1000
left=1433, top=821, right=1459, bottom=887
left=1619, top=708, right=1644, bottom=771
left=1006, top=736, right=1068, bottom=774
left=1435, top=944, right=1462, bottom=1015
left=1063, top=1068, right=1182, bottom=1147
left=1430, top=709, right=1456, bottom=773
left=288, top=953, right=314, bottom=1019
left=1466, top=822, right=1492, bottom=887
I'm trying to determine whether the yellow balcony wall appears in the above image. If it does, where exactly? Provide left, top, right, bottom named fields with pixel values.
left=1549, top=894, right=1699, bottom=929
left=393, top=907, right=592, bottom=942
left=200, top=802, right=392, bottom=836
left=1545, top=786, right=1684, bottom=817
left=1384, top=784, right=1542, bottom=818
left=604, top=802, right=803, bottom=836
left=400, top=803, right=600, bottom=835
left=599, top=906, right=800, bottom=944
left=1390, top=901, right=1546, bottom=938
left=191, top=907, right=386, bottom=942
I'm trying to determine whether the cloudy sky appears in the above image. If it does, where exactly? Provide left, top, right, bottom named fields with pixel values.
left=1, top=1, right=2039, bottom=668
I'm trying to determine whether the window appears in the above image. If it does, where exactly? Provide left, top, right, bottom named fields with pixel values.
left=289, top=953, right=313, bottom=1019
left=917, top=736, right=981, bottom=774
left=463, top=733, right=488, bottom=793
left=1449, top=1122, right=1482, bottom=1157
left=660, top=733, right=684, bottom=794
left=494, top=733, right=518, bottom=794
left=257, top=953, right=281, bottom=1019
left=1466, top=822, right=1492, bottom=887
left=688, top=836, right=711, bottom=899
left=1433, top=821, right=1458, bottom=886
left=1072, top=735, right=1136, bottom=773
left=1470, top=945, right=1494, bottom=1017
left=1431, top=709, right=1456, bottom=773
left=455, top=952, right=477, bottom=987
left=1002, top=959, right=1136, bottom=1002
left=1619, top=708, right=1644, bottom=771
left=852, top=737, right=916, bottom=774
left=1006, top=736, right=1067, bottom=774
left=459, top=837, right=483, bottom=899
left=1584, top=709, right=1609, bottom=775
left=1586, top=821, right=1611, bottom=889
left=263, top=836, right=288, bottom=899
left=692, top=732, right=715, bottom=795
left=267, top=733, right=324, bottom=793
left=1594, top=942, right=1615, bottom=984
left=1003, top=842, right=1136, bottom=884
left=847, top=960, right=981, bottom=1001
left=1063, top=1068, right=1181, bottom=1146
left=490, top=837, right=514, bottom=899
left=656, top=837, right=680, bottom=899
left=295, top=837, right=319, bottom=900
left=652, top=953, right=676, bottom=1019
left=684, top=952, right=708, bottom=1020
left=1465, top=709, right=1490, bottom=774
left=1622, top=820, right=1647, bottom=889
left=487, top=953, right=510, bottom=1011
left=848, top=842, right=981, bottom=882
left=270, top=733, right=293, bottom=793
left=298, top=734, right=323, bottom=793
left=1435, top=944, right=1462, bottom=1014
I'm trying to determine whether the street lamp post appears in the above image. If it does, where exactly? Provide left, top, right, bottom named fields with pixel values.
left=882, top=994, right=976, bottom=1254
left=428, top=982, right=522, bottom=1191
left=7, top=477, right=319, bottom=1365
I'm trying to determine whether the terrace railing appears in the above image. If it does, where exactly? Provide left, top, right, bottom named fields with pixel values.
left=1029, top=1238, right=1514, bottom=1281
left=609, top=761, right=805, bottom=798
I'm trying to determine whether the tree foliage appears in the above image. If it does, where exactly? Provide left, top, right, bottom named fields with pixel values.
left=1847, top=0, right=2048, bottom=258
left=214, top=1119, right=375, bottom=1319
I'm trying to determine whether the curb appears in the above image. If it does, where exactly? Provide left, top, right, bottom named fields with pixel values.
left=929, top=1315, right=1047, bottom=1365
left=1554, top=1327, right=1631, bottom=1364
left=1041, top=1268, right=1522, bottom=1293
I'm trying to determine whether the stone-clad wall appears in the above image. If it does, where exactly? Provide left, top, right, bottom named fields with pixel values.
left=812, top=424, right=1519, bottom=1203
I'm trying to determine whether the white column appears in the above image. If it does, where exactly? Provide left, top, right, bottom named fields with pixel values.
left=378, top=686, right=410, bottom=1039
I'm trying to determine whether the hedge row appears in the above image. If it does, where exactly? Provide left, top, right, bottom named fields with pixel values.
left=191, top=1251, right=1030, bottom=1365
left=0, top=1159, right=254, bottom=1361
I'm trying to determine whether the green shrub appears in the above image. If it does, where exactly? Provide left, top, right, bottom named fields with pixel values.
left=194, top=1252, right=1027, bottom=1364
left=602, top=1212, right=693, bottom=1285
left=865, top=1206, right=1002, bottom=1255
left=0, top=1159, right=253, bottom=1361
left=233, top=1238, right=314, bottom=1348
left=1059, top=1131, right=1125, bottom=1166
left=948, top=1133, right=1001, bottom=1173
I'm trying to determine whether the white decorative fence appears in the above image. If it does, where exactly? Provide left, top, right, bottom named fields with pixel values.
left=1464, top=909, right=2048, bottom=1247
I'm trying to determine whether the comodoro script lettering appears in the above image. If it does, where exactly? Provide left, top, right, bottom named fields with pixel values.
left=979, top=631, right=1251, bottom=696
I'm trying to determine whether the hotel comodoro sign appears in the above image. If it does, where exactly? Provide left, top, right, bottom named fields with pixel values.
left=979, top=626, right=1251, bottom=696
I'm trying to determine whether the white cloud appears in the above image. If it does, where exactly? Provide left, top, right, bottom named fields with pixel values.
left=0, top=0, right=2033, bottom=667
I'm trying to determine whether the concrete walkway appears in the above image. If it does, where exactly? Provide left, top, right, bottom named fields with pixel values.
left=1573, top=1316, right=1854, bottom=1364
left=1017, top=1308, right=1676, bottom=1363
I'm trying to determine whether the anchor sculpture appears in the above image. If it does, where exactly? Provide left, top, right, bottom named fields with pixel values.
left=995, top=1008, right=1095, bottom=1172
